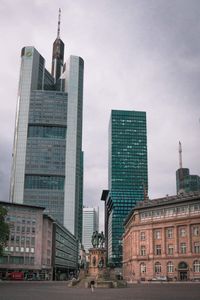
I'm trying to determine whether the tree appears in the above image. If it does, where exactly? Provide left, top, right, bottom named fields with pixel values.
left=0, top=205, right=9, bottom=256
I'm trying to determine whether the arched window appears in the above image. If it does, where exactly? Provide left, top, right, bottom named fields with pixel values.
left=155, top=262, right=161, bottom=273
left=140, top=263, right=146, bottom=274
left=178, top=261, right=188, bottom=270
left=167, top=261, right=174, bottom=273
left=193, top=260, right=200, bottom=273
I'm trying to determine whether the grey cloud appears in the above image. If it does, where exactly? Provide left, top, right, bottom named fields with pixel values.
left=0, top=0, right=199, bottom=227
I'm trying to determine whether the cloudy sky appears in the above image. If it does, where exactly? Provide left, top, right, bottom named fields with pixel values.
left=0, top=0, right=199, bottom=229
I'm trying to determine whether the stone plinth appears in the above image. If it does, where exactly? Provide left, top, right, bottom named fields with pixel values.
left=96, top=280, right=113, bottom=288
left=88, top=248, right=106, bottom=277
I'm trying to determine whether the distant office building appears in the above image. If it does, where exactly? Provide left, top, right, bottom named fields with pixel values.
left=176, top=142, right=200, bottom=194
left=123, top=192, right=200, bottom=282
left=9, top=10, right=84, bottom=241
left=82, top=207, right=99, bottom=252
left=176, top=169, right=200, bottom=194
left=102, top=110, right=148, bottom=267
left=0, top=201, right=78, bottom=280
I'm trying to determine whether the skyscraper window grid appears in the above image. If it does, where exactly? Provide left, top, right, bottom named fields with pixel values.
left=10, top=12, right=84, bottom=241
left=107, top=110, right=148, bottom=266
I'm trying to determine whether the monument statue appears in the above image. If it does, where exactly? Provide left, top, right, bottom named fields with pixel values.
left=91, top=231, right=105, bottom=248
left=89, top=231, right=107, bottom=279
left=99, top=231, right=105, bottom=248
left=98, top=257, right=104, bottom=269
left=91, top=231, right=99, bottom=248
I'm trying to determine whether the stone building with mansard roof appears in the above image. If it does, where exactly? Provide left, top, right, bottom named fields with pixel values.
left=123, top=192, right=200, bottom=282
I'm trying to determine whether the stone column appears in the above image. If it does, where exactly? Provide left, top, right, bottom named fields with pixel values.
left=174, top=225, right=179, bottom=256
left=187, top=224, right=192, bottom=254
left=162, top=227, right=166, bottom=255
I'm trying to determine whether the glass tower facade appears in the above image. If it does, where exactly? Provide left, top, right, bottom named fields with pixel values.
left=107, top=110, right=148, bottom=266
left=176, top=168, right=200, bottom=194
left=82, top=207, right=99, bottom=253
left=10, top=32, right=84, bottom=241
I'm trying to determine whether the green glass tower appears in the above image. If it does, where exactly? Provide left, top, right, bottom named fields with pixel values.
left=107, top=110, right=148, bottom=266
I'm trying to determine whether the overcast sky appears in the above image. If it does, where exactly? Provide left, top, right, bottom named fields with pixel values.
left=0, top=0, right=199, bottom=230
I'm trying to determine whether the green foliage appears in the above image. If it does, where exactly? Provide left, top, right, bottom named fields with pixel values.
left=0, top=205, right=10, bottom=256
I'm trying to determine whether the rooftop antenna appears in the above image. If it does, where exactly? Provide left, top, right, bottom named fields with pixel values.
left=51, top=8, right=64, bottom=82
left=178, top=141, right=184, bottom=184
left=179, top=141, right=183, bottom=169
left=57, top=8, right=61, bottom=39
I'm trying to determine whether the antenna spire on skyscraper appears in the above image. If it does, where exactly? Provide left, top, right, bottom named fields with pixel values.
left=179, top=141, right=183, bottom=169
left=57, top=8, right=61, bottom=39
left=51, top=8, right=64, bottom=82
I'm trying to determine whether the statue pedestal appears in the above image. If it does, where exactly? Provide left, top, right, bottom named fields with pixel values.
left=88, top=248, right=106, bottom=278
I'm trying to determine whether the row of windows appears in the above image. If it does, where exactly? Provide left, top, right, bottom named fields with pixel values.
left=55, top=257, right=77, bottom=268
left=5, top=215, right=36, bottom=225
left=112, top=121, right=146, bottom=125
left=140, top=226, right=199, bottom=241
left=26, top=164, right=65, bottom=173
left=28, top=125, right=66, bottom=139
left=140, top=204, right=200, bottom=220
left=0, top=256, right=35, bottom=265
left=56, top=240, right=77, bottom=254
left=4, top=246, right=35, bottom=253
left=9, top=226, right=36, bottom=234
left=9, top=235, right=35, bottom=245
left=112, top=124, right=146, bottom=129
left=140, top=261, right=200, bottom=274
left=139, top=242, right=200, bottom=256
left=24, top=175, right=65, bottom=190
left=55, top=249, right=77, bottom=262
left=56, top=232, right=77, bottom=252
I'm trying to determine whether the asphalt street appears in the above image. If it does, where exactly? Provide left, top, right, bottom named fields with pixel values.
left=0, top=282, right=200, bottom=300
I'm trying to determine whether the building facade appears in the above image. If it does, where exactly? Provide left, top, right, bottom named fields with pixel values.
left=52, top=220, right=78, bottom=280
left=0, top=201, right=78, bottom=280
left=0, top=201, right=53, bottom=280
left=102, top=110, right=148, bottom=267
left=176, top=142, right=200, bottom=194
left=176, top=168, right=200, bottom=194
left=9, top=14, right=84, bottom=241
left=82, top=207, right=99, bottom=253
left=123, top=192, right=200, bottom=282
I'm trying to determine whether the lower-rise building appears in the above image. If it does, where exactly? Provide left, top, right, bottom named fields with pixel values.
left=0, top=201, right=78, bottom=280
left=52, top=220, right=78, bottom=280
left=123, top=192, right=200, bottom=282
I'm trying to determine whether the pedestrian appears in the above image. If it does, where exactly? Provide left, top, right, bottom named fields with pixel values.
left=90, top=279, right=95, bottom=292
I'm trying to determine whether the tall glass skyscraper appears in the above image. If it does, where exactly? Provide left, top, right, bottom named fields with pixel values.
left=102, top=110, right=148, bottom=267
left=10, top=12, right=84, bottom=241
